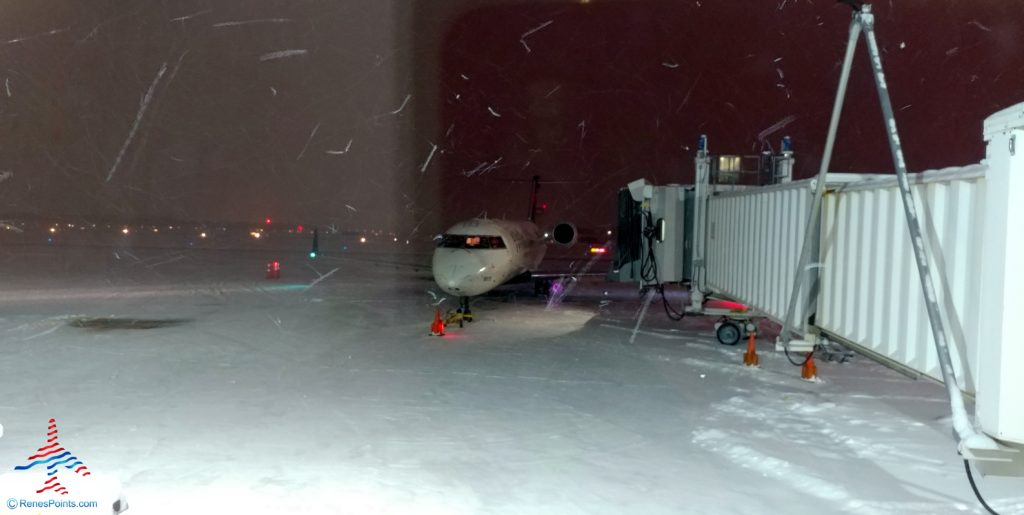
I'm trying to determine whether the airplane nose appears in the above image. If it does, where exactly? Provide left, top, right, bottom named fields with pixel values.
left=432, top=250, right=489, bottom=297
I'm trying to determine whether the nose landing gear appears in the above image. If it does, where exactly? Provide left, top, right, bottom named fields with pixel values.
left=455, top=296, right=473, bottom=327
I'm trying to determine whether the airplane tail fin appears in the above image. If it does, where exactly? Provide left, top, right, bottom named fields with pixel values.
left=528, top=175, right=541, bottom=222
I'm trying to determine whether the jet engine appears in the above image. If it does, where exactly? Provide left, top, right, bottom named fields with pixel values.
left=551, top=222, right=577, bottom=247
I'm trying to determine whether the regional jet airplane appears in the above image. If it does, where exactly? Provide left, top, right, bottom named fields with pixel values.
left=432, top=177, right=580, bottom=320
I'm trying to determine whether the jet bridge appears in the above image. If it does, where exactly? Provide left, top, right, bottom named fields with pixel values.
left=611, top=6, right=1022, bottom=508
left=611, top=101, right=1024, bottom=476
left=609, top=137, right=826, bottom=345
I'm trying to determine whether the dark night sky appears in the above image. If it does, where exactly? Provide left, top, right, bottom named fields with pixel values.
left=0, top=0, right=1021, bottom=235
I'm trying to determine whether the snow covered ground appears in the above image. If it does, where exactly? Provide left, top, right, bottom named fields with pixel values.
left=1, top=240, right=1022, bottom=514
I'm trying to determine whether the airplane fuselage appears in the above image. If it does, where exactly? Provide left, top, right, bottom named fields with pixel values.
left=432, top=218, right=547, bottom=297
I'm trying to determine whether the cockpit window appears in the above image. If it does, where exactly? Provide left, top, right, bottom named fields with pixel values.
left=439, top=234, right=506, bottom=249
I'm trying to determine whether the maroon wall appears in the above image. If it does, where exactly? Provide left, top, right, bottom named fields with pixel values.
left=435, top=1, right=1022, bottom=225
left=1, top=1, right=1020, bottom=234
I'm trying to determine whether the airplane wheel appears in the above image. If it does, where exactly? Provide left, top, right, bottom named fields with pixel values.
left=534, top=279, right=550, bottom=296
left=716, top=321, right=742, bottom=346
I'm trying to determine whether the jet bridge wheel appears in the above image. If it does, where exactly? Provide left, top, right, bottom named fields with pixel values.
left=715, top=320, right=742, bottom=346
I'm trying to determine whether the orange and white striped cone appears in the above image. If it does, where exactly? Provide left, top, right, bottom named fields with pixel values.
left=801, top=352, right=818, bottom=381
left=743, top=332, right=759, bottom=367
left=429, top=308, right=445, bottom=336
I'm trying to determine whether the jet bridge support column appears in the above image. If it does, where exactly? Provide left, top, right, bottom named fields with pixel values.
left=689, top=135, right=711, bottom=311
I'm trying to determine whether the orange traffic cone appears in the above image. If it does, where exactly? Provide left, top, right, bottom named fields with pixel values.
left=429, top=308, right=445, bottom=336
left=743, top=332, right=759, bottom=367
left=801, top=352, right=818, bottom=380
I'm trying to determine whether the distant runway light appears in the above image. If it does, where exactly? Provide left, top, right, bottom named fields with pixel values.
left=121, top=227, right=129, bottom=235
left=200, top=232, right=207, bottom=238
left=360, top=237, right=367, bottom=243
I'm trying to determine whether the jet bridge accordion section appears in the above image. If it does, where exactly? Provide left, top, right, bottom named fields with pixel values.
left=701, top=103, right=1024, bottom=445
left=704, top=180, right=817, bottom=330
left=815, top=166, right=987, bottom=392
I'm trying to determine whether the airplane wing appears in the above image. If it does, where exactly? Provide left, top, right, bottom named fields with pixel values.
left=530, top=239, right=614, bottom=280
left=318, top=252, right=433, bottom=273
left=530, top=271, right=607, bottom=279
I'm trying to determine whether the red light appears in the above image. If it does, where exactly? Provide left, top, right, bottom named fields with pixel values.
left=541, top=202, right=549, bottom=210
left=266, top=260, right=282, bottom=279
left=709, top=300, right=749, bottom=312
left=265, top=217, right=272, bottom=225
left=589, top=246, right=607, bottom=254
left=296, top=224, right=304, bottom=233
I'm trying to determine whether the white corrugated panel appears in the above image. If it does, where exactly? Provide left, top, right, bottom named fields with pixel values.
left=816, top=165, right=986, bottom=391
left=705, top=180, right=814, bottom=327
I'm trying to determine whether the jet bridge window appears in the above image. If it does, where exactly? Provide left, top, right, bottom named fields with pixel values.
left=439, top=235, right=506, bottom=249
